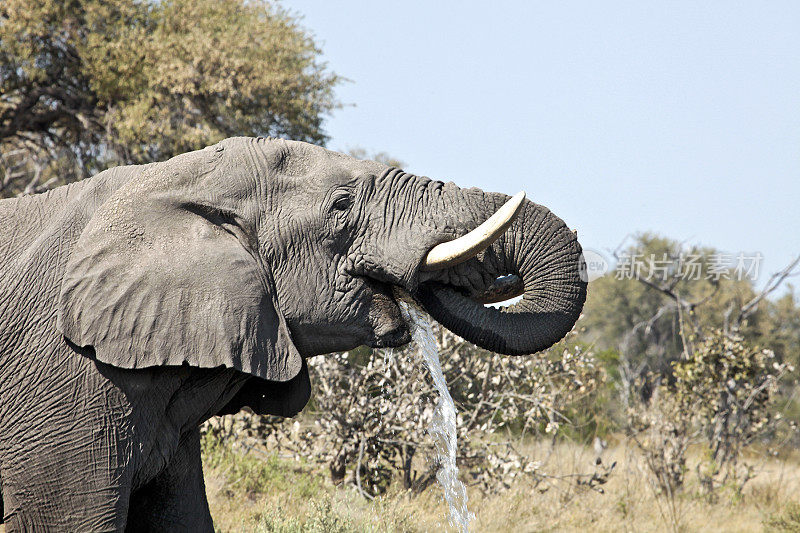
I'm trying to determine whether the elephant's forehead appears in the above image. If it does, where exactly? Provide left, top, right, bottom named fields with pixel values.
left=282, top=139, right=387, bottom=180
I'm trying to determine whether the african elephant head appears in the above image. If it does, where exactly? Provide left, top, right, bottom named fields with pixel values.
left=58, top=137, right=586, bottom=390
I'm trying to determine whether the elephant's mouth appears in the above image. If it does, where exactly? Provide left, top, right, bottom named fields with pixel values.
left=364, top=274, right=524, bottom=354
left=370, top=257, right=526, bottom=351
left=364, top=254, right=527, bottom=350
left=416, top=273, right=525, bottom=306
left=371, top=319, right=412, bottom=348
left=361, top=277, right=412, bottom=349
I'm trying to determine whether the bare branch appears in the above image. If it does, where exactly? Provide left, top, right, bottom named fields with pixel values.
left=732, top=256, right=800, bottom=332
left=355, top=438, right=374, bottom=500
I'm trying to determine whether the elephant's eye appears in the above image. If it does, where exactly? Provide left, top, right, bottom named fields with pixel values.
left=331, top=194, right=353, bottom=212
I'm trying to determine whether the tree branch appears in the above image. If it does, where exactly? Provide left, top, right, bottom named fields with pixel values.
left=732, top=256, right=800, bottom=332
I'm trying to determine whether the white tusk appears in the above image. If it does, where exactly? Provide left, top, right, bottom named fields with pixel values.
left=421, top=191, right=526, bottom=271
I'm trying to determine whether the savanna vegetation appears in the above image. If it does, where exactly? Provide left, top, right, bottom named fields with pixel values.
left=202, top=240, right=800, bottom=531
left=2, top=2, right=798, bottom=531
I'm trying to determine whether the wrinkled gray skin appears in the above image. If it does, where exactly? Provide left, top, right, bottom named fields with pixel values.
left=0, top=137, right=585, bottom=531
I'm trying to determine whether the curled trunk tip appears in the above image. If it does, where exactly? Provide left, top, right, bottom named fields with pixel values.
left=416, top=195, right=586, bottom=355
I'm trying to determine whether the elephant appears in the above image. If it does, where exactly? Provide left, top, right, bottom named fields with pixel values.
left=0, top=137, right=586, bottom=531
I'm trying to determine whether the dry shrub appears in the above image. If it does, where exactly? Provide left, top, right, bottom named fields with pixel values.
left=204, top=327, right=609, bottom=498
left=627, top=329, right=795, bottom=501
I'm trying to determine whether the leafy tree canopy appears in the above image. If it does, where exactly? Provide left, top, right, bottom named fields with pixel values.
left=0, top=0, right=340, bottom=196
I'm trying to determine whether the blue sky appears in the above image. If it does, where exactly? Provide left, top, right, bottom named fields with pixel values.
left=287, top=1, right=799, bottom=289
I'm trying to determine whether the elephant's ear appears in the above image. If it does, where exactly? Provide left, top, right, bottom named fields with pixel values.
left=57, top=148, right=302, bottom=382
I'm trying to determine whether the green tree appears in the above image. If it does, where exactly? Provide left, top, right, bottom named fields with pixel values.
left=0, top=0, right=340, bottom=196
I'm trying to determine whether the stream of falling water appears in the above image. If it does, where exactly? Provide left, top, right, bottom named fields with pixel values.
left=398, top=300, right=474, bottom=533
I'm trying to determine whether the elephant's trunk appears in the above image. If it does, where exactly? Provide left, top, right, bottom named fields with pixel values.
left=413, top=190, right=586, bottom=355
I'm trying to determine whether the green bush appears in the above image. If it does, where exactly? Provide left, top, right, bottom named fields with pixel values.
left=253, top=500, right=358, bottom=533
left=764, top=502, right=800, bottom=532
left=201, top=432, right=322, bottom=499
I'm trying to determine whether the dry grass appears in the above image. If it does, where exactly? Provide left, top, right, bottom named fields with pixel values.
left=204, top=436, right=800, bottom=532
left=2, top=437, right=795, bottom=532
